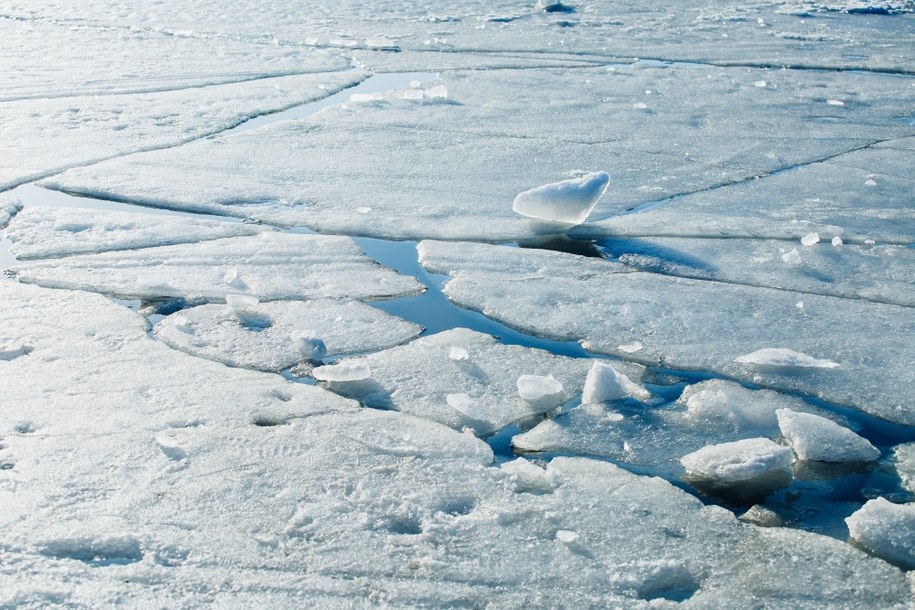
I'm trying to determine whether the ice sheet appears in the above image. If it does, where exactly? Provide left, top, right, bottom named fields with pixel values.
left=600, top=236, right=915, bottom=306
left=6, top=206, right=270, bottom=259
left=1, top=71, right=365, bottom=190
left=155, top=300, right=422, bottom=372
left=11, top=232, right=423, bottom=302
left=307, top=328, right=627, bottom=436
left=39, top=65, right=914, bottom=240
left=419, top=240, right=915, bottom=425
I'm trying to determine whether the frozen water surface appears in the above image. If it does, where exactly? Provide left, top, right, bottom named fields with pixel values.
left=2, top=0, right=915, bottom=605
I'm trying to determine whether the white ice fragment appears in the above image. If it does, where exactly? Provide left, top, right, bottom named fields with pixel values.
left=312, top=361, right=371, bottom=382
left=402, top=89, right=424, bottom=100
left=795, top=301, right=804, bottom=310
left=776, top=409, right=879, bottom=463
left=680, top=438, right=794, bottom=483
left=349, top=92, right=383, bottom=104
left=556, top=530, right=580, bottom=544
left=740, top=505, right=784, bottom=527
left=155, top=432, right=187, bottom=462
left=865, top=178, right=877, bottom=187
left=500, top=457, right=557, bottom=493
left=291, top=331, right=327, bottom=361
left=425, top=85, right=448, bottom=99
left=448, top=346, right=470, bottom=361
left=618, top=342, right=643, bottom=353
left=516, top=374, right=564, bottom=402
left=137, top=271, right=172, bottom=291
left=633, top=101, right=648, bottom=110
left=846, top=498, right=915, bottom=570
left=512, top=171, right=610, bottom=225
left=865, top=239, right=876, bottom=245
left=735, top=348, right=839, bottom=369
left=754, top=80, right=767, bottom=88
left=800, top=232, right=820, bottom=246
left=781, top=248, right=802, bottom=265
left=832, top=236, right=843, bottom=246
left=827, top=99, right=845, bottom=106
left=582, top=361, right=650, bottom=403
left=409, top=80, right=421, bottom=88
left=894, top=443, right=915, bottom=494
left=225, top=293, right=259, bottom=313
left=446, top=393, right=488, bottom=422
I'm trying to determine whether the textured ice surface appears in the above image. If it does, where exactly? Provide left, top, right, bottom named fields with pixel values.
left=12, top=232, right=422, bottom=302
left=735, top=348, right=839, bottom=369
left=40, top=66, right=915, bottom=241
left=896, top=443, right=915, bottom=494
left=846, top=498, right=915, bottom=570
left=600, top=236, right=915, bottom=306
left=0, top=200, right=21, bottom=230
left=681, top=438, right=795, bottom=483
left=419, top=240, right=915, bottom=425
left=512, top=172, right=609, bottom=225
left=1, top=71, right=364, bottom=190
left=777, top=409, right=880, bottom=463
left=309, top=328, right=611, bottom=436
left=6, top=206, right=269, bottom=259
left=154, top=300, right=422, bottom=372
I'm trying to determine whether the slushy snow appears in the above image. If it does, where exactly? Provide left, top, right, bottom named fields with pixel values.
left=512, top=171, right=609, bottom=225
left=776, top=408, right=880, bottom=463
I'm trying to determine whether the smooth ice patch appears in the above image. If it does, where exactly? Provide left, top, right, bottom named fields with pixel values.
left=735, top=348, right=839, bottom=369
left=776, top=409, right=879, bottom=463
left=512, top=172, right=610, bottom=225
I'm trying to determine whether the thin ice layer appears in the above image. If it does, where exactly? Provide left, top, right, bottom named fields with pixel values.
left=154, top=300, right=423, bottom=372
left=6, top=206, right=270, bottom=259
left=419, top=240, right=915, bottom=425
left=601, top=236, right=915, bottom=307
left=12, top=232, right=423, bottom=302
left=1, top=70, right=365, bottom=190
left=308, top=328, right=621, bottom=436
left=39, top=65, right=914, bottom=241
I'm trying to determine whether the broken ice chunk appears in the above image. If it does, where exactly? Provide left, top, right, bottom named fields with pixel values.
left=681, top=438, right=794, bottom=483
left=225, top=293, right=259, bottom=313
left=832, top=236, right=843, bottom=246
left=500, top=457, right=557, bottom=493
left=425, top=84, right=448, bottom=100
left=313, top=361, right=371, bottom=382
left=776, top=409, right=879, bottom=463
left=448, top=346, right=470, bottom=361
left=556, top=530, right=580, bottom=544
left=895, top=443, right=915, bottom=494
left=512, top=171, right=609, bottom=225
left=739, top=505, right=784, bottom=527
left=154, top=432, right=188, bottom=462
left=781, top=249, right=802, bottom=265
left=801, top=232, right=820, bottom=246
left=735, top=348, right=838, bottom=369
left=446, top=393, right=488, bottom=423
left=582, top=361, right=650, bottom=403
left=846, top=498, right=915, bottom=570
left=517, top=374, right=563, bottom=402
left=291, top=331, right=327, bottom=362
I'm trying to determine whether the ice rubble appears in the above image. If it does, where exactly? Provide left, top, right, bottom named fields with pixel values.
left=154, top=300, right=422, bottom=372
left=6, top=206, right=270, bottom=259
left=846, top=498, right=915, bottom=570
left=512, top=378, right=834, bottom=479
left=5, top=283, right=910, bottom=606
left=38, top=66, right=915, bottom=241
left=512, top=172, right=609, bottom=225
left=1, top=70, right=365, bottom=190
left=600, top=236, right=915, bottom=307
left=896, top=443, right=915, bottom=494
left=680, top=438, right=795, bottom=483
left=308, top=328, right=611, bottom=436
left=11, top=232, right=422, bottom=302
left=419, top=239, right=915, bottom=425
left=776, top=409, right=880, bottom=463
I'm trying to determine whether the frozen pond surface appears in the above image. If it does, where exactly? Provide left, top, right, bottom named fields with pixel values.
left=2, top=2, right=915, bottom=607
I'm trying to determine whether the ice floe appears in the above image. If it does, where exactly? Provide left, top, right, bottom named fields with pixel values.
left=777, top=409, right=880, bottom=463
left=308, top=328, right=609, bottom=436
left=419, top=240, right=915, bottom=425
left=846, top=498, right=915, bottom=570
left=6, top=205, right=270, bottom=259
left=154, top=300, right=422, bottom=372
left=12, top=232, right=422, bottom=302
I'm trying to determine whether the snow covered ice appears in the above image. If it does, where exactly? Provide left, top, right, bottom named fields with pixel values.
left=3, top=0, right=915, bottom=606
